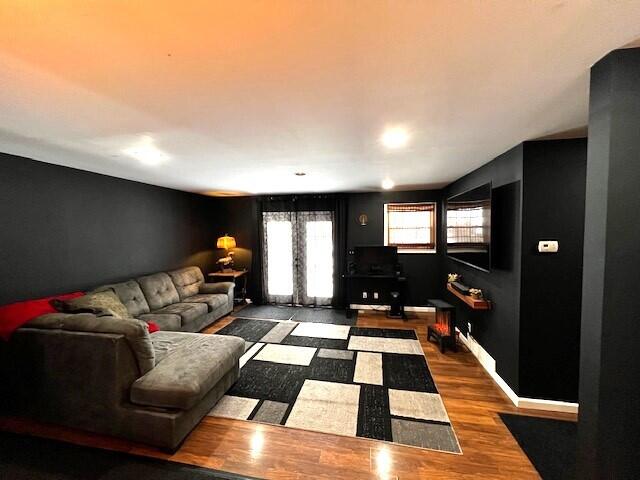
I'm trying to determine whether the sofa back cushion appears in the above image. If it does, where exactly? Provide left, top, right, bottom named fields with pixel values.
left=167, top=267, right=205, bottom=300
left=92, top=280, right=150, bottom=317
left=27, top=313, right=155, bottom=375
left=137, top=273, right=180, bottom=311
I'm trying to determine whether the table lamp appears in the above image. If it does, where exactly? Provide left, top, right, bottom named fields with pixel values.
left=216, top=234, right=236, bottom=272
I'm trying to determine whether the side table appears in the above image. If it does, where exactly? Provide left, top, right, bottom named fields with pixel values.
left=208, top=269, right=248, bottom=304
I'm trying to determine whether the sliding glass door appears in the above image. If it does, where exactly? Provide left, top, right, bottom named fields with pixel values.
left=262, top=211, right=334, bottom=306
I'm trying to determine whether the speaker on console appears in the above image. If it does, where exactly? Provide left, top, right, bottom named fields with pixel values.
left=388, top=291, right=403, bottom=318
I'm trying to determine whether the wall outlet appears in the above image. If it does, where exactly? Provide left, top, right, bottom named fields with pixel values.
left=362, top=291, right=368, bottom=299
left=468, top=322, right=472, bottom=334
left=538, top=240, right=559, bottom=253
left=373, top=292, right=379, bottom=299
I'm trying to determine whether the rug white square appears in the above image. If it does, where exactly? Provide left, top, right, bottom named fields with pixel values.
left=208, top=395, right=259, bottom=420
left=290, top=322, right=351, bottom=340
left=388, top=389, right=450, bottom=423
left=285, top=380, right=361, bottom=436
left=253, top=343, right=317, bottom=366
left=353, top=351, right=383, bottom=385
left=347, top=336, right=423, bottom=355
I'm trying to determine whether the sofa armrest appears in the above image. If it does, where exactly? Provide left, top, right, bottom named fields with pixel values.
left=199, top=281, right=234, bottom=296
left=200, top=282, right=234, bottom=313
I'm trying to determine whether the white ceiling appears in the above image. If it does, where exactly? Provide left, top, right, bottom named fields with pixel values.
left=1, top=1, right=639, bottom=195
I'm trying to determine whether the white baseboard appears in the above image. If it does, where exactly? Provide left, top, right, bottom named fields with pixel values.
left=350, top=304, right=435, bottom=313
left=517, top=397, right=579, bottom=413
left=456, top=328, right=579, bottom=414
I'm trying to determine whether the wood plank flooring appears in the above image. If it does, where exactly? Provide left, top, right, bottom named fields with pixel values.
left=0, top=308, right=577, bottom=479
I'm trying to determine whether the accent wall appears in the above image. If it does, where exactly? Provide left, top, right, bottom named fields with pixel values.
left=442, top=139, right=586, bottom=403
left=0, top=153, right=220, bottom=305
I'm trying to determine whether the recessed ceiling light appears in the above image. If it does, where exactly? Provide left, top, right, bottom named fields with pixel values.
left=382, top=178, right=395, bottom=190
left=122, top=135, right=169, bottom=166
left=295, top=172, right=306, bottom=176
left=380, top=126, right=410, bottom=149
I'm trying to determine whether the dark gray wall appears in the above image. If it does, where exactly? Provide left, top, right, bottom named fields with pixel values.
left=0, top=153, right=220, bottom=305
left=347, top=190, right=443, bottom=306
left=578, top=48, right=640, bottom=479
left=210, top=196, right=259, bottom=299
left=519, top=139, right=586, bottom=402
left=442, top=144, right=524, bottom=393
left=211, top=190, right=443, bottom=306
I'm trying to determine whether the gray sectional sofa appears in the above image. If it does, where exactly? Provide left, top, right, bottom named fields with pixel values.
left=2, top=266, right=243, bottom=450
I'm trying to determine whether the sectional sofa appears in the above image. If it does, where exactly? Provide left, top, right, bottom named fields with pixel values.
left=1, top=266, right=244, bottom=450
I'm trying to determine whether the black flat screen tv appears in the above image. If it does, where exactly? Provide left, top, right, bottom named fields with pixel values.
left=353, top=246, right=398, bottom=275
left=446, top=183, right=491, bottom=272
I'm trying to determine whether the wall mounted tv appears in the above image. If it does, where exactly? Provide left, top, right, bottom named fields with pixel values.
left=446, top=182, right=492, bottom=272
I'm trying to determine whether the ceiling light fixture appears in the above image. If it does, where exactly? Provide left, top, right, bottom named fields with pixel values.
left=122, top=135, right=170, bottom=166
left=295, top=172, right=306, bottom=176
left=382, top=178, right=395, bottom=190
left=380, top=126, right=410, bottom=149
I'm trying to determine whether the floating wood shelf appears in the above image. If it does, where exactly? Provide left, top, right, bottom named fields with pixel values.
left=446, top=283, right=492, bottom=310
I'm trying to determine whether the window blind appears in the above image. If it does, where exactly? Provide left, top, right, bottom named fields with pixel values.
left=386, top=202, right=436, bottom=250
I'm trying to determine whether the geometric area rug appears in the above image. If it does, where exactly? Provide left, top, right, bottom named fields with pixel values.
left=210, top=317, right=461, bottom=454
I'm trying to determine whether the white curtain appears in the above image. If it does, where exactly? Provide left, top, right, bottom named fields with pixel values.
left=262, top=210, right=334, bottom=306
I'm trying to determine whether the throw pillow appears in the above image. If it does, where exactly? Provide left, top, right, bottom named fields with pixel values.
left=57, top=290, right=131, bottom=319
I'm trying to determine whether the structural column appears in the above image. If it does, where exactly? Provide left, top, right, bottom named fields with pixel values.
left=578, top=47, right=640, bottom=479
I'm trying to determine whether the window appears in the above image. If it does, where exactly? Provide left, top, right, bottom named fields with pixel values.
left=384, top=202, right=437, bottom=253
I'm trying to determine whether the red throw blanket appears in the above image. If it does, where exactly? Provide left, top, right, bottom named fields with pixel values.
left=0, top=292, right=84, bottom=341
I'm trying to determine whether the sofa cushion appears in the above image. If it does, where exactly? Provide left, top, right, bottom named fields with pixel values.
left=168, top=267, right=205, bottom=300
left=137, top=313, right=181, bottom=331
left=27, top=313, right=155, bottom=375
left=130, top=332, right=244, bottom=410
left=56, top=291, right=131, bottom=319
left=92, top=280, right=150, bottom=317
left=137, top=273, right=180, bottom=311
left=183, top=294, right=227, bottom=312
left=150, top=330, right=194, bottom=363
left=153, top=302, right=207, bottom=325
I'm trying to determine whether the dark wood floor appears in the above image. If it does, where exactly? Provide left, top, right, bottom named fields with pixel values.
left=0, top=308, right=576, bottom=479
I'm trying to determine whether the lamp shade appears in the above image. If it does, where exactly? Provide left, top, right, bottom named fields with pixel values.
left=216, top=235, right=236, bottom=250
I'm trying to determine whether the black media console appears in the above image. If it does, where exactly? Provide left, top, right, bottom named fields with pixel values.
left=343, top=246, right=407, bottom=319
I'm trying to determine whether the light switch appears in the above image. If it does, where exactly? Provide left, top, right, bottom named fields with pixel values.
left=538, top=240, right=559, bottom=253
